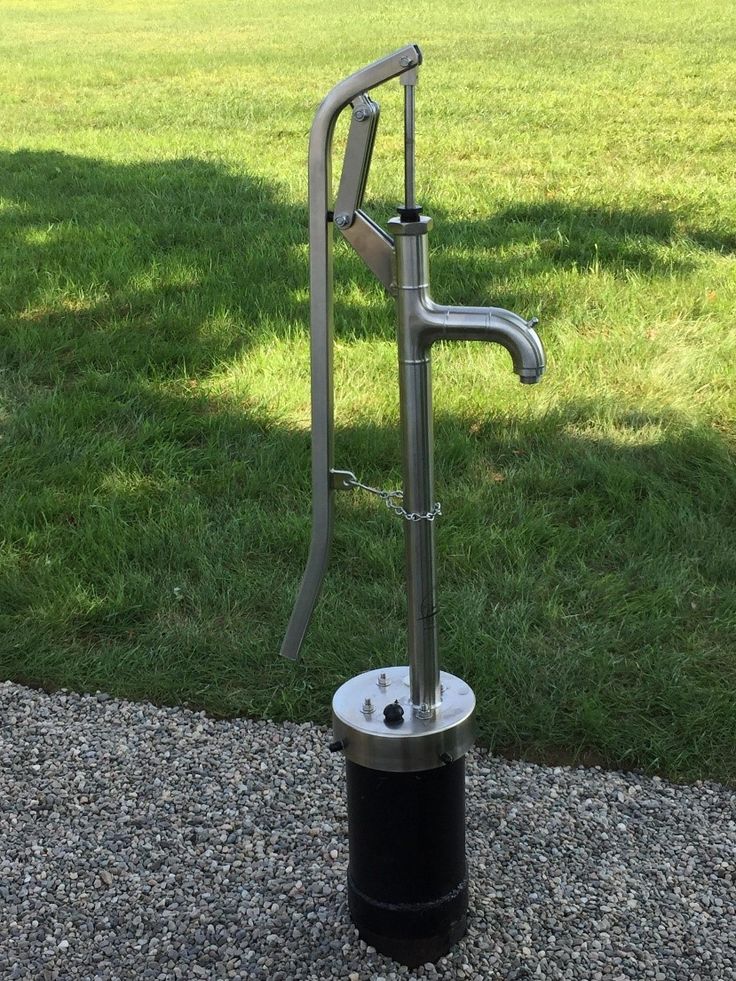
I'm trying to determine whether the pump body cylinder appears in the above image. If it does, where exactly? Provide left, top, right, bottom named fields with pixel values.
left=345, top=757, right=468, bottom=966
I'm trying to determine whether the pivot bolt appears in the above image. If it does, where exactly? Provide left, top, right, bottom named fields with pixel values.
left=353, top=107, right=368, bottom=121
left=334, top=213, right=350, bottom=229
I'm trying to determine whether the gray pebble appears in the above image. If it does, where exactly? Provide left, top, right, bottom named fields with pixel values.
left=0, top=680, right=734, bottom=980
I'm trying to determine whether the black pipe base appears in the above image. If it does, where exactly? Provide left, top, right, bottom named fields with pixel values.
left=345, top=757, right=468, bottom=967
left=348, top=872, right=467, bottom=967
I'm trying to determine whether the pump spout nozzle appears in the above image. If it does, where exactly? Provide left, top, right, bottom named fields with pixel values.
left=388, top=215, right=546, bottom=384
left=417, top=303, right=545, bottom=384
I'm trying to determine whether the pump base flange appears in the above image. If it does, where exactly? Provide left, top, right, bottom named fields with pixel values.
left=332, top=667, right=476, bottom=772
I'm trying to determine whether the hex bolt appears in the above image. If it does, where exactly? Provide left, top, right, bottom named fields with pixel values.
left=399, top=55, right=414, bottom=67
left=415, top=702, right=433, bottom=720
left=361, top=697, right=374, bottom=716
left=377, top=672, right=390, bottom=688
left=334, top=214, right=350, bottom=229
left=353, top=108, right=367, bottom=121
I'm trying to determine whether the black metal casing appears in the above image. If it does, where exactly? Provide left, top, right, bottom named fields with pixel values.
left=346, top=758, right=468, bottom=966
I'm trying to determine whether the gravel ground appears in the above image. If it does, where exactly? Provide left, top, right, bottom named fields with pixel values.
left=1, top=681, right=734, bottom=981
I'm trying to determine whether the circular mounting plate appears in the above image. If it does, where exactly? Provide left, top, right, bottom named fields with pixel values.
left=332, top=666, right=476, bottom=772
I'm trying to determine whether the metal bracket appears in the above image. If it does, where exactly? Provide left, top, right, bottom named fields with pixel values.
left=334, top=93, right=397, bottom=295
left=334, top=94, right=380, bottom=228
left=330, top=469, right=358, bottom=491
left=340, top=211, right=396, bottom=294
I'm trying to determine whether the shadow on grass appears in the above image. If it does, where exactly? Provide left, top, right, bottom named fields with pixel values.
left=3, top=150, right=733, bottom=368
left=1, top=150, right=735, bottom=781
left=0, top=149, right=314, bottom=378
left=461, top=200, right=736, bottom=266
left=342, top=192, right=736, bottom=327
left=2, top=392, right=735, bottom=782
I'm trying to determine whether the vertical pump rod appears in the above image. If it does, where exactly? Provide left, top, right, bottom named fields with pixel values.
left=400, top=69, right=419, bottom=219
left=403, top=73, right=417, bottom=213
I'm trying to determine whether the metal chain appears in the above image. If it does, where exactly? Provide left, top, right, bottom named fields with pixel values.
left=345, top=477, right=442, bottom=522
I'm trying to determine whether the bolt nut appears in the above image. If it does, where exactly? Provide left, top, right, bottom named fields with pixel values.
left=353, top=108, right=367, bottom=121
left=377, top=672, right=390, bottom=688
left=361, top=697, right=374, bottom=716
left=334, top=214, right=350, bottom=229
left=399, top=56, right=414, bottom=67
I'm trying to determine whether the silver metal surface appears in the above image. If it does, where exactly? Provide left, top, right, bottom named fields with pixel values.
left=279, top=45, right=421, bottom=662
left=399, top=348, right=440, bottom=711
left=329, top=468, right=358, bottom=491
left=333, top=91, right=396, bottom=291
left=334, top=94, right=380, bottom=229
left=402, top=80, right=417, bottom=212
left=389, top=216, right=546, bottom=377
left=389, top=214, right=545, bottom=712
left=338, top=210, right=396, bottom=294
left=332, top=666, right=476, bottom=772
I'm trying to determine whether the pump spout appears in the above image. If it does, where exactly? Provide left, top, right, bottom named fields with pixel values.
left=415, top=301, right=545, bottom=384
left=388, top=215, right=545, bottom=382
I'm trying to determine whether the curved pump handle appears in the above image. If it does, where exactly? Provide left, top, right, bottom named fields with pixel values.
left=280, top=45, right=422, bottom=661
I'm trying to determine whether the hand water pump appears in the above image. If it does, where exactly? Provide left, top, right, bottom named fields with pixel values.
left=280, top=44, right=545, bottom=966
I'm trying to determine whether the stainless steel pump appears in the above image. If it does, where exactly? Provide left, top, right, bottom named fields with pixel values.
left=281, top=44, right=545, bottom=966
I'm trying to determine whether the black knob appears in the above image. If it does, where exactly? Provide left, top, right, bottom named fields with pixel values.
left=383, top=700, right=405, bottom=727
left=328, top=739, right=345, bottom=753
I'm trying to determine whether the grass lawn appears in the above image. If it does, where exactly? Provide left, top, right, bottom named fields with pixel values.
left=1, top=0, right=735, bottom=783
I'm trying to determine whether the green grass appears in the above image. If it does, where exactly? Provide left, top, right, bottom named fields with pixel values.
left=1, top=0, right=735, bottom=783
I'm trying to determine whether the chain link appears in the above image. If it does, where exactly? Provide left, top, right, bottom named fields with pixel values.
left=345, top=477, right=442, bottom=522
